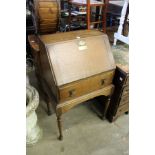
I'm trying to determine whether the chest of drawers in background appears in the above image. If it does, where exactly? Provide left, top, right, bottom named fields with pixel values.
left=107, top=64, right=129, bottom=122
left=34, top=0, right=59, bottom=34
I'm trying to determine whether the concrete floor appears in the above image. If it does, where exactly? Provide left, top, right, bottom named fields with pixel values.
left=27, top=42, right=129, bottom=155
left=27, top=97, right=128, bottom=155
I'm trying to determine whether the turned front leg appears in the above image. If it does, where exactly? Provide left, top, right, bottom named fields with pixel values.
left=57, top=115, right=63, bottom=140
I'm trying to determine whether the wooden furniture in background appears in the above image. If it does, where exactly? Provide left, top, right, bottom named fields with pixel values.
left=68, top=0, right=108, bottom=32
left=113, top=0, right=129, bottom=45
left=28, top=30, right=116, bottom=140
left=33, top=0, right=60, bottom=34
left=107, top=64, right=129, bottom=122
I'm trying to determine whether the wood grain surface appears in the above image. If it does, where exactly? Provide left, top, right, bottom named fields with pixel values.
left=34, top=0, right=59, bottom=34
left=40, top=30, right=116, bottom=86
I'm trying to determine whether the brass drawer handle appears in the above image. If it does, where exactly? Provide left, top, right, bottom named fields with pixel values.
left=68, top=89, right=76, bottom=97
left=101, top=79, right=105, bottom=86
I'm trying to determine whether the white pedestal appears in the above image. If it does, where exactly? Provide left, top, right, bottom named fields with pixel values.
left=26, top=85, right=42, bottom=146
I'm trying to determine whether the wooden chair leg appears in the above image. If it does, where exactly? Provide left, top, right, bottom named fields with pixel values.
left=57, top=115, right=63, bottom=140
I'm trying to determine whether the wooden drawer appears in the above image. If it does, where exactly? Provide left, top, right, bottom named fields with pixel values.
left=39, top=22, right=57, bottom=28
left=38, top=8, right=58, bottom=14
left=116, top=103, right=129, bottom=116
left=122, top=85, right=129, bottom=96
left=39, top=29, right=56, bottom=34
left=39, top=2, right=58, bottom=8
left=40, top=19, right=57, bottom=25
left=38, top=10, right=58, bottom=19
left=125, top=76, right=129, bottom=85
left=59, top=70, right=115, bottom=102
left=119, top=94, right=129, bottom=106
left=39, top=13, right=57, bottom=19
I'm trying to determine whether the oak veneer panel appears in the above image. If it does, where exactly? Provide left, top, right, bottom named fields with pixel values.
left=47, top=36, right=114, bottom=86
left=116, top=103, right=129, bottom=116
left=59, top=71, right=115, bottom=102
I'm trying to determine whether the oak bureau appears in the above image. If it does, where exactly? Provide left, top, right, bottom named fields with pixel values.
left=28, top=30, right=116, bottom=140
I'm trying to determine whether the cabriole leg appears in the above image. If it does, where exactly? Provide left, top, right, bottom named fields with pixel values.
left=57, top=114, right=63, bottom=140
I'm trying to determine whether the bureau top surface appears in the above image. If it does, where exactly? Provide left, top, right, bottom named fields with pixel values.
left=39, top=30, right=105, bottom=44
left=39, top=30, right=116, bottom=86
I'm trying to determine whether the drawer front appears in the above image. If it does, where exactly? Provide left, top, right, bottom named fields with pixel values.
left=116, top=103, right=129, bottom=116
left=125, top=76, right=129, bottom=85
left=119, top=94, right=129, bottom=106
left=122, top=85, right=129, bottom=96
left=39, top=13, right=57, bottom=20
left=38, top=8, right=58, bottom=14
left=40, top=19, right=57, bottom=25
left=38, top=1, right=58, bottom=21
left=40, top=24, right=57, bottom=29
left=59, top=70, right=115, bottom=102
left=39, top=2, right=58, bottom=8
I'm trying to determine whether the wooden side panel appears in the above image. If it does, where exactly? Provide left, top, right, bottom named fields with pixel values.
left=38, top=38, right=59, bottom=101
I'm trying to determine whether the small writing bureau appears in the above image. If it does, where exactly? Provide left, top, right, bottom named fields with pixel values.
left=28, top=30, right=116, bottom=140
